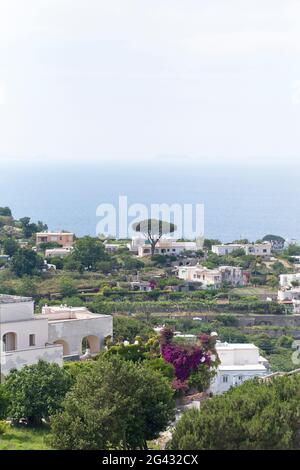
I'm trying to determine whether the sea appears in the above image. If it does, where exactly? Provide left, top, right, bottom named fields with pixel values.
left=1, top=160, right=299, bottom=243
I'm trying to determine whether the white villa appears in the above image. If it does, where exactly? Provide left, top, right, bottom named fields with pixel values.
left=129, top=236, right=198, bottom=257
left=177, top=264, right=244, bottom=288
left=212, top=242, right=272, bottom=257
left=0, top=295, right=112, bottom=381
left=279, top=273, right=300, bottom=288
left=210, top=342, right=268, bottom=395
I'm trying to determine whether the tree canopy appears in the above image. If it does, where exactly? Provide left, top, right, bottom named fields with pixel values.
left=169, top=374, right=300, bottom=450
left=11, top=249, right=43, bottom=277
left=3, top=360, right=72, bottom=426
left=50, top=355, right=175, bottom=450
left=19, top=217, right=48, bottom=238
left=71, top=236, right=107, bottom=270
left=113, top=316, right=154, bottom=343
left=2, top=237, right=19, bottom=257
left=132, top=219, right=176, bottom=255
left=263, top=234, right=285, bottom=243
left=0, top=206, right=12, bottom=217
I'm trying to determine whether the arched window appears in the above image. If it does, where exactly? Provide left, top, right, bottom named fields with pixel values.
left=81, top=335, right=100, bottom=355
left=2, top=332, right=17, bottom=352
left=53, top=339, right=70, bottom=356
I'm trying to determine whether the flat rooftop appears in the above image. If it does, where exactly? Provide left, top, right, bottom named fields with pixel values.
left=0, top=294, right=32, bottom=304
left=41, top=305, right=110, bottom=321
left=218, top=364, right=267, bottom=371
left=36, top=232, right=74, bottom=236
left=216, top=343, right=258, bottom=350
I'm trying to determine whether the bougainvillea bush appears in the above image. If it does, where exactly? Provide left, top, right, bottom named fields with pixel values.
left=160, top=329, right=219, bottom=394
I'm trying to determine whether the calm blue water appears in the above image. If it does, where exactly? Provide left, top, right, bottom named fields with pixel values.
left=1, top=161, right=299, bottom=242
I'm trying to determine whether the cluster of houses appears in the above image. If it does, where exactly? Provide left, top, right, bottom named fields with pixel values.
left=211, top=242, right=272, bottom=257
left=0, top=231, right=279, bottom=267
left=0, top=232, right=298, bottom=395
left=0, top=231, right=75, bottom=272
left=36, top=231, right=75, bottom=258
left=127, top=236, right=273, bottom=261
left=0, top=294, right=270, bottom=395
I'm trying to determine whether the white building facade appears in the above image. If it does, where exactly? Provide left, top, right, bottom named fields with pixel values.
left=43, top=305, right=113, bottom=357
left=0, top=296, right=62, bottom=381
left=210, top=343, right=268, bottom=395
left=212, top=242, right=272, bottom=257
left=0, top=295, right=112, bottom=381
left=138, top=240, right=198, bottom=257
left=129, top=236, right=198, bottom=257
left=177, top=264, right=244, bottom=288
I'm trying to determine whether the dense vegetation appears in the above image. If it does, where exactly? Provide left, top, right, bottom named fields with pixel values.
left=169, top=374, right=300, bottom=450
left=50, top=355, right=175, bottom=450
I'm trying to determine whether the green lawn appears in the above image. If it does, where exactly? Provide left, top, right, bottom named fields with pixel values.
left=0, top=426, right=51, bottom=450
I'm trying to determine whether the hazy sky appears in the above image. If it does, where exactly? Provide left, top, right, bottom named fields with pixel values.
left=0, top=0, right=299, bottom=166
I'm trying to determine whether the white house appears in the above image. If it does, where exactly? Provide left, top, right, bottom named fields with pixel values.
left=129, top=236, right=198, bottom=257
left=212, top=242, right=272, bottom=257
left=0, top=295, right=112, bottom=381
left=0, top=295, right=62, bottom=381
left=138, top=240, right=198, bottom=257
left=45, top=247, right=73, bottom=258
left=177, top=264, right=244, bottom=288
left=210, top=342, right=268, bottom=395
left=279, top=273, right=300, bottom=288
left=42, top=305, right=113, bottom=358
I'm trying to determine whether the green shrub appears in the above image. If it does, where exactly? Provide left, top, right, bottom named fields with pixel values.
left=0, top=421, right=10, bottom=435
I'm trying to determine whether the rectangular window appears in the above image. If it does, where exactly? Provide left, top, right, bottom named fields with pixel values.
left=29, top=334, right=36, bottom=347
left=223, top=376, right=229, bottom=383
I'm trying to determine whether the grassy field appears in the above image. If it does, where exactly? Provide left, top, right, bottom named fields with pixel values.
left=229, top=286, right=277, bottom=296
left=0, top=426, right=50, bottom=450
